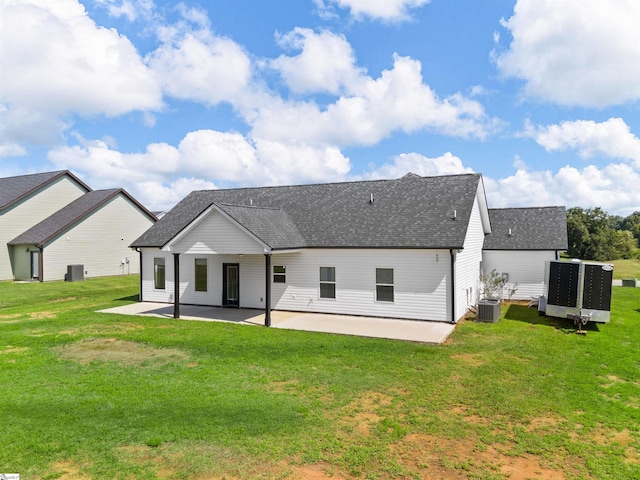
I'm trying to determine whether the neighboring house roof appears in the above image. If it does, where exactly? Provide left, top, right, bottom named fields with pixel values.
left=483, top=207, right=568, bottom=251
left=0, top=170, right=91, bottom=211
left=132, top=173, right=486, bottom=250
left=9, top=189, right=157, bottom=246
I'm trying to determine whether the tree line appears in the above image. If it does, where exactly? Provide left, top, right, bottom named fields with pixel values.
left=567, top=207, right=640, bottom=261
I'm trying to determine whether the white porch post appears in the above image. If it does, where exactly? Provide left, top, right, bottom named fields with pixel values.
left=173, top=253, right=180, bottom=319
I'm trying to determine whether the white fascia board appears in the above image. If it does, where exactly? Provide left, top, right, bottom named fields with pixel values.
left=476, top=176, right=492, bottom=234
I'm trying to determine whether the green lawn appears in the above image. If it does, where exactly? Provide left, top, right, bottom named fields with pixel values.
left=610, top=258, right=640, bottom=280
left=1, top=276, right=639, bottom=479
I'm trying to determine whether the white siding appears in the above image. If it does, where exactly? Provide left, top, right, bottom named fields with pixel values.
left=41, top=194, right=155, bottom=281
left=481, top=250, right=557, bottom=300
left=173, top=210, right=265, bottom=255
left=0, top=176, right=86, bottom=280
left=142, top=248, right=453, bottom=322
left=454, top=195, right=485, bottom=320
left=140, top=251, right=267, bottom=309
left=271, top=249, right=450, bottom=321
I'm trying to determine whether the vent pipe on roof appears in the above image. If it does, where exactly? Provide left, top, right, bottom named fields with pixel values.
left=369, top=193, right=374, bottom=204
left=452, top=209, right=457, bottom=220
left=508, top=228, right=512, bottom=236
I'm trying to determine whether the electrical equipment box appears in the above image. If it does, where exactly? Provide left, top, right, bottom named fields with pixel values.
left=541, top=260, right=613, bottom=323
left=66, top=264, right=85, bottom=282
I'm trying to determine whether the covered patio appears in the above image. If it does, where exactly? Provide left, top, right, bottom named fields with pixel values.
left=99, top=303, right=455, bottom=344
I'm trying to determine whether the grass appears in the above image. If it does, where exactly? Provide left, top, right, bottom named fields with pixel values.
left=610, top=258, right=640, bottom=279
left=1, top=276, right=639, bottom=479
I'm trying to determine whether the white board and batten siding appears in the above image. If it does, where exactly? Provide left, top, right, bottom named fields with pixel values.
left=0, top=176, right=86, bottom=280
left=173, top=210, right=265, bottom=255
left=454, top=195, right=486, bottom=320
left=41, top=194, right=155, bottom=281
left=141, top=210, right=268, bottom=305
left=481, top=250, right=558, bottom=300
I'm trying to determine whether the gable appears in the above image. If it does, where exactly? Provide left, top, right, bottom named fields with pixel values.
left=171, top=209, right=266, bottom=255
left=0, top=170, right=90, bottom=212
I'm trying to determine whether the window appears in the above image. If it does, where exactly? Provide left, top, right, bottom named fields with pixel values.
left=376, top=268, right=394, bottom=302
left=195, top=258, right=207, bottom=292
left=154, top=258, right=165, bottom=290
left=320, top=267, right=336, bottom=299
left=273, top=265, right=286, bottom=283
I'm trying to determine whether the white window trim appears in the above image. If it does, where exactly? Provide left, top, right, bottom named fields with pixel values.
left=375, top=267, right=394, bottom=303
left=319, top=266, right=336, bottom=300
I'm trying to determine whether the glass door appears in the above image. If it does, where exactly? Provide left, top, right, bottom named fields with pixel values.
left=223, top=263, right=239, bottom=307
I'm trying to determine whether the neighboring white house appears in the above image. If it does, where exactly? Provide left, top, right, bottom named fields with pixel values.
left=481, top=207, right=568, bottom=300
left=131, top=173, right=492, bottom=324
left=1, top=171, right=156, bottom=282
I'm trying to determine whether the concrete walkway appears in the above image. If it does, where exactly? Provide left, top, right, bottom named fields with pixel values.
left=98, top=302, right=455, bottom=344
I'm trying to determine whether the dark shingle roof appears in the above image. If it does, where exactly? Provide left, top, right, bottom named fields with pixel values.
left=131, top=174, right=483, bottom=250
left=0, top=170, right=91, bottom=211
left=9, top=189, right=156, bottom=246
left=483, top=207, right=568, bottom=251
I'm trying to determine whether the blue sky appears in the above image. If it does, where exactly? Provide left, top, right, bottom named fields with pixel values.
left=1, top=0, right=640, bottom=214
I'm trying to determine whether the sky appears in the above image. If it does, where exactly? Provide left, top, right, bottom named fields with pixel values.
left=1, top=0, right=640, bottom=215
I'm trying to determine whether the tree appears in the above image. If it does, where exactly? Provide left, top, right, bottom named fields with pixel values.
left=621, top=211, right=640, bottom=245
left=566, top=207, right=638, bottom=261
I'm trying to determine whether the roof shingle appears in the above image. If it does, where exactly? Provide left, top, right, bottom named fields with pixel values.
left=0, top=170, right=90, bottom=211
left=483, top=207, right=568, bottom=251
left=131, top=174, right=483, bottom=250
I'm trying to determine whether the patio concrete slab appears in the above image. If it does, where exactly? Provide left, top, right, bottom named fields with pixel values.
left=99, top=303, right=455, bottom=344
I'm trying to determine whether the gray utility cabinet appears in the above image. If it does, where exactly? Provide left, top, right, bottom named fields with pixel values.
left=542, top=260, right=613, bottom=323
left=66, top=264, right=84, bottom=282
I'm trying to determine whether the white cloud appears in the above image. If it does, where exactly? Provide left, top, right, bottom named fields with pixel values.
left=0, top=0, right=162, bottom=147
left=485, top=163, right=640, bottom=215
left=271, top=28, right=365, bottom=95
left=315, top=0, right=431, bottom=22
left=47, top=130, right=351, bottom=210
left=147, top=20, right=252, bottom=106
left=94, top=0, right=154, bottom=21
left=524, top=118, right=640, bottom=168
left=0, top=143, right=27, bottom=158
left=365, top=152, right=474, bottom=180
left=495, top=0, right=640, bottom=107
left=252, top=54, right=498, bottom=146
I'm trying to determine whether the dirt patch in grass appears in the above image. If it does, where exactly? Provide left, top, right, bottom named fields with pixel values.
left=452, top=353, right=485, bottom=367
left=0, top=346, right=28, bottom=354
left=287, top=463, right=348, bottom=479
left=30, top=310, right=57, bottom=319
left=0, top=313, right=23, bottom=323
left=390, top=433, right=581, bottom=479
left=527, top=415, right=562, bottom=432
left=337, top=391, right=392, bottom=436
left=54, top=338, right=190, bottom=366
left=267, top=379, right=301, bottom=393
left=43, top=460, right=91, bottom=480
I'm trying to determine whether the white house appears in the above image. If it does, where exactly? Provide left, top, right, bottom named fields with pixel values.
left=1, top=171, right=156, bottom=282
left=131, top=174, right=492, bottom=324
left=481, top=207, right=568, bottom=300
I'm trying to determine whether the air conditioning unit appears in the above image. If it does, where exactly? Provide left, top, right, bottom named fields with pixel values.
left=477, top=298, right=501, bottom=323
left=66, top=264, right=84, bottom=282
